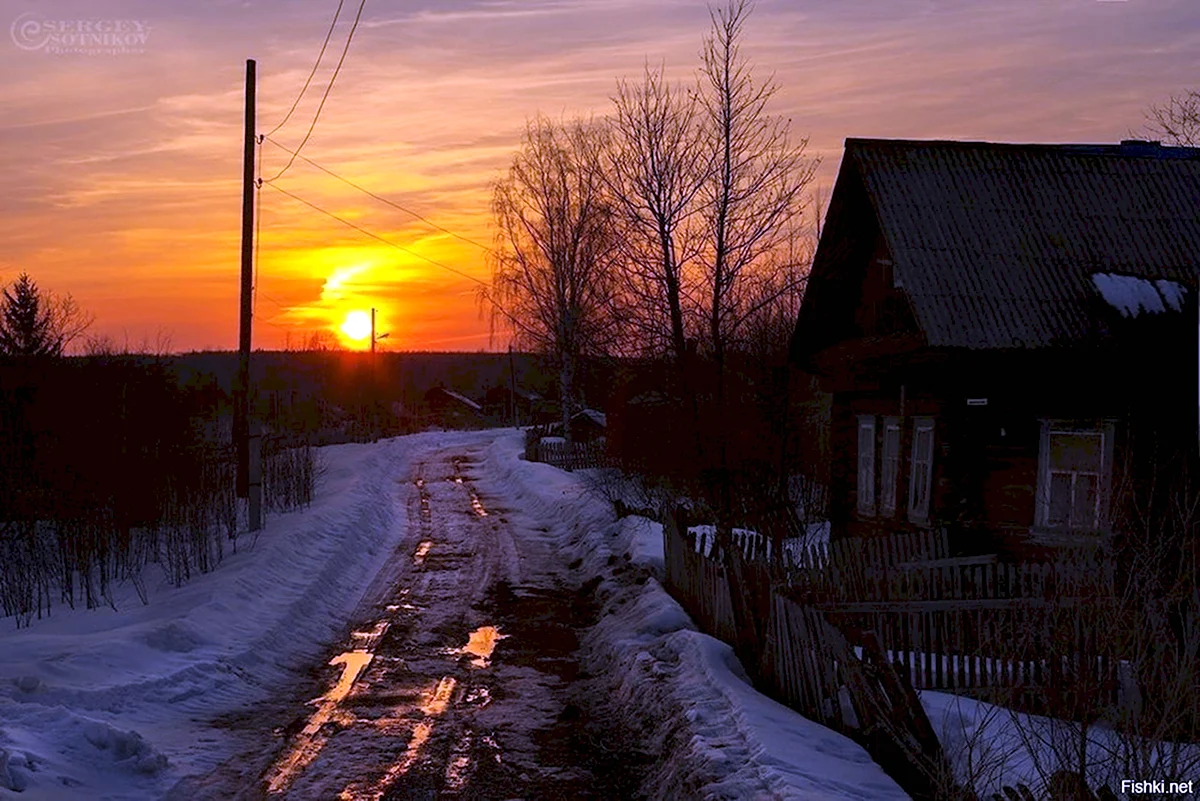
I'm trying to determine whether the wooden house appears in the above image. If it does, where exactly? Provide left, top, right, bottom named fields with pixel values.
left=424, top=385, right=484, bottom=428
left=791, top=138, right=1200, bottom=560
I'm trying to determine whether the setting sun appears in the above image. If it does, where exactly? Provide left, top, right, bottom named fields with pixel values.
left=341, top=310, right=371, bottom=341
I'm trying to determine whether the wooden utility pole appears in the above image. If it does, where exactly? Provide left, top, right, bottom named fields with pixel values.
left=370, top=307, right=388, bottom=355
left=235, top=58, right=262, bottom=531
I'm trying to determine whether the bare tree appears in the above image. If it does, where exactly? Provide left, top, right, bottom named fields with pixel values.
left=696, top=1, right=818, bottom=365
left=691, top=0, right=818, bottom=519
left=1143, top=90, right=1200, bottom=146
left=491, top=116, right=621, bottom=442
left=605, top=62, right=709, bottom=364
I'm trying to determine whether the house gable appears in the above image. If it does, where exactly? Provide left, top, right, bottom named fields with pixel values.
left=791, top=155, right=921, bottom=369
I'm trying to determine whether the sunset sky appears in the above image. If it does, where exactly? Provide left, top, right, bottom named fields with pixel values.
left=2, top=0, right=1198, bottom=353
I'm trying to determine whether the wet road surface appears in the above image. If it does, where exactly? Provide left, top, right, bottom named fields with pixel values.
left=173, top=445, right=644, bottom=800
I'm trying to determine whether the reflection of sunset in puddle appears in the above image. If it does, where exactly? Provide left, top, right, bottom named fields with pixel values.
left=412, top=540, right=433, bottom=566
left=340, top=676, right=458, bottom=801
left=460, top=625, right=506, bottom=668
left=264, top=648, right=377, bottom=795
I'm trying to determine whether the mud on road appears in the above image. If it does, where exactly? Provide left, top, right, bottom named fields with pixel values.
left=173, top=445, right=648, bottom=800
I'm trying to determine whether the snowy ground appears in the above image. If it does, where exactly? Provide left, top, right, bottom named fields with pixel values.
left=0, top=428, right=914, bottom=799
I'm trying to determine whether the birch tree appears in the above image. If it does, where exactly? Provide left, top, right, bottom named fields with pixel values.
left=604, top=63, right=709, bottom=364
left=697, top=0, right=817, bottom=369
left=491, top=116, right=620, bottom=442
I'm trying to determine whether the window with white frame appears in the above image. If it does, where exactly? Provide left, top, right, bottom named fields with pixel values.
left=857, top=415, right=876, bottom=516
left=1037, top=422, right=1113, bottom=532
left=880, top=417, right=901, bottom=516
left=908, top=417, right=935, bottom=522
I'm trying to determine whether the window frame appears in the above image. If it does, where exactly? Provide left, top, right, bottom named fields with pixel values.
left=907, top=416, right=935, bottom=524
left=1034, top=419, right=1115, bottom=535
left=856, top=415, right=876, bottom=517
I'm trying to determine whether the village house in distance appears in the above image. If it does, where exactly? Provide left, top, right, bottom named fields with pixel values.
left=791, top=138, right=1200, bottom=561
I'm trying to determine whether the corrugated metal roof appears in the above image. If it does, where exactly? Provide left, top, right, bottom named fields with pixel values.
left=846, top=138, right=1200, bottom=348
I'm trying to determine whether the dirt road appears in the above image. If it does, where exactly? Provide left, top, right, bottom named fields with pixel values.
left=173, top=440, right=642, bottom=800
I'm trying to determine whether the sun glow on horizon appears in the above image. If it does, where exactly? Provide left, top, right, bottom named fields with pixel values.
left=340, top=310, right=371, bottom=342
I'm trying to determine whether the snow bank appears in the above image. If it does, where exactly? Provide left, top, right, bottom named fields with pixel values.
left=0, top=431, right=483, bottom=800
left=481, top=431, right=908, bottom=800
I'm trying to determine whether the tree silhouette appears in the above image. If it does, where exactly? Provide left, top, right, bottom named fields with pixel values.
left=0, top=273, right=58, bottom=356
left=0, top=273, right=92, bottom=357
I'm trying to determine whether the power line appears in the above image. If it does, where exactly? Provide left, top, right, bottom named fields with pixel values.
left=263, top=135, right=493, bottom=254
left=258, top=290, right=288, bottom=311
left=253, top=135, right=264, bottom=315
left=264, top=0, right=368, bottom=183
left=264, top=0, right=346, bottom=138
left=261, top=181, right=532, bottom=336
left=264, top=182, right=484, bottom=287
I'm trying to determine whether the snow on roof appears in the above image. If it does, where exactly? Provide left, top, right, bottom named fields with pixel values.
left=439, top=388, right=482, bottom=411
left=1091, top=272, right=1188, bottom=318
left=572, top=409, right=606, bottom=428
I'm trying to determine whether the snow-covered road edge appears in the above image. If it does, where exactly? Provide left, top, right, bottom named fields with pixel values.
left=480, top=430, right=909, bottom=800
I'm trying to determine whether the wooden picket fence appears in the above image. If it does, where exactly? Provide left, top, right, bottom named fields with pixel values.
left=673, top=516, right=1122, bottom=695
left=535, top=438, right=611, bottom=471
left=663, top=509, right=958, bottom=798
left=662, top=512, right=1160, bottom=800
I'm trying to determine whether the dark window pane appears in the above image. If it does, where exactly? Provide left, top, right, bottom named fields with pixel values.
left=1073, top=473, right=1099, bottom=530
left=1048, top=472, right=1072, bottom=528
left=1049, top=432, right=1102, bottom=473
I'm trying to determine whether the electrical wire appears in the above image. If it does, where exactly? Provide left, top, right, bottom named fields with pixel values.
left=264, top=0, right=368, bottom=184
left=264, top=0, right=346, bottom=138
left=258, top=291, right=289, bottom=311
left=261, top=181, right=532, bottom=337
left=254, top=135, right=264, bottom=316
left=262, top=136, right=493, bottom=254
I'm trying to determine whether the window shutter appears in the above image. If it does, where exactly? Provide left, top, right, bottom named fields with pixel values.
left=857, top=416, right=876, bottom=516
left=908, top=418, right=935, bottom=522
left=880, top=419, right=901, bottom=516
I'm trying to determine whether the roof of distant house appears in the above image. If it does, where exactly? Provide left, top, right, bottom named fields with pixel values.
left=572, top=409, right=607, bottom=428
left=796, top=138, right=1200, bottom=352
left=429, top=386, right=482, bottom=412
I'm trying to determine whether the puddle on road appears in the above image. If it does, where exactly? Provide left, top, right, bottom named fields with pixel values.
left=412, top=540, right=433, bottom=567
left=459, top=625, right=507, bottom=668
left=340, top=676, right=458, bottom=801
left=264, top=645, right=379, bottom=795
left=350, top=620, right=389, bottom=649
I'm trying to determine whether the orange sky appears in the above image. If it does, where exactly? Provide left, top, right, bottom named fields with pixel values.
left=2, top=0, right=1198, bottom=352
